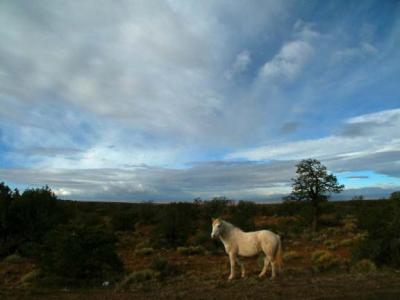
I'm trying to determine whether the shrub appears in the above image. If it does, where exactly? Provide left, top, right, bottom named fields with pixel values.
left=4, top=253, right=23, bottom=264
left=351, top=259, right=377, bottom=273
left=352, top=200, right=400, bottom=268
left=20, top=270, right=40, bottom=287
left=150, top=257, right=181, bottom=279
left=323, top=239, right=337, bottom=250
left=338, top=238, right=351, bottom=247
left=323, top=227, right=342, bottom=236
left=390, top=191, right=400, bottom=201
left=38, top=222, right=123, bottom=284
left=231, top=201, right=256, bottom=231
left=341, top=215, right=358, bottom=232
left=283, top=251, right=301, bottom=261
left=137, top=202, right=157, bottom=225
left=156, top=202, right=197, bottom=248
left=0, top=185, right=66, bottom=257
left=177, top=246, right=205, bottom=256
left=191, top=230, right=209, bottom=246
left=122, top=269, right=159, bottom=285
left=111, top=209, right=137, bottom=232
left=202, top=197, right=233, bottom=219
left=311, top=250, right=341, bottom=272
left=135, top=247, right=154, bottom=256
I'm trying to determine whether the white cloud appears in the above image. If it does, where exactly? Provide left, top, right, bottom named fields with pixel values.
left=225, top=50, right=251, bottom=79
left=334, top=42, right=378, bottom=62
left=259, top=39, right=314, bottom=81
left=256, top=20, right=319, bottom=83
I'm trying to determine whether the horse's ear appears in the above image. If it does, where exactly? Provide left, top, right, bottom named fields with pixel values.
left=211, top=217, right=215, bottom=222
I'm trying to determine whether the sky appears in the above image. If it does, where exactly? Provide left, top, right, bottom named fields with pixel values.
left=0, top=0, right=400, bottom=201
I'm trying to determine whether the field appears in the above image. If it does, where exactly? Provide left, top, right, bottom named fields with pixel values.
left=1, top=198, right=400, bottom=300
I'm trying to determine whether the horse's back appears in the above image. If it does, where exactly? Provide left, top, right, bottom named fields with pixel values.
left=257, top=230, right=280, bottom=249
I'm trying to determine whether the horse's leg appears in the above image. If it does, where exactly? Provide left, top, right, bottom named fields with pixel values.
left=259, top=255, right=271, bottom=278
left=270, top=261, right=276, bottom=280
left=228, top=252, right=236, bottom=280
left=236, top=256, right=246, bottom=278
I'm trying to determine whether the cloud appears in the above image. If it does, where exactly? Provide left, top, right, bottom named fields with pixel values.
left=0, top=160, right=297, bottom=200
left=0, top=0, right=292, bottom=165
left=1, top=1, right=400, bottom=201
left=259, top=40, right=314, bottom=81
left=334, top=42, right=378, bottom=62
left=257, top=20, right=319, bottom=83
left=279, top=122, right=301, bottom=134
left=1, top=159, right=397, bottom=201
left=225, top=50, right=251, bottom=79
left=227, top=108, right=400, bottom=178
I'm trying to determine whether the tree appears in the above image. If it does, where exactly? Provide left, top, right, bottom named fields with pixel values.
left=290, top=159, right=344, bottom=231
left=0, top=182, right=14, bottom=253
left=390, top=191, right=400, bottom=201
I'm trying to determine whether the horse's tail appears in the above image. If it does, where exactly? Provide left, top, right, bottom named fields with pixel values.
left=275, top=235, right=283, bottom=273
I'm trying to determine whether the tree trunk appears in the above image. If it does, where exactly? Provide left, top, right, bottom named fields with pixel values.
left=312, top=213, right=318, bottom=232
left=311, top=199, right=319, bottom=232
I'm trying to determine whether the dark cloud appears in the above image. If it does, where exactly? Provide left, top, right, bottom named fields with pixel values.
left=279, top=122, right=301, bottom=134
left=332, top=187, right=399, bottom=200
left=339, top=113, right=400, bottom=137
left=326, top=150, right=400, bottom=178
left=0, top=160, right=297, bottom=200
left=15, top=147, right=83, bottom=157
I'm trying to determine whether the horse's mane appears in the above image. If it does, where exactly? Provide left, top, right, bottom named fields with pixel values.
left=221, top=219, right=241, bottom=233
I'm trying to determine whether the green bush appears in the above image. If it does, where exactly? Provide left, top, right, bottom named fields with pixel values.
left=150, top=256, right=181, bottom=279
left=156, top=202, right=197, bottom=248
left=341, top=215, right=358, bottom=232
left=338, top=238, right=353, bottom=247
left=137, top=202, right=157, bottom=225
left=390, top=191, right=400, bottom=201
left=177, top=246, right=205, bottom=256
left=4, top=253, right=23, bottom=264
left=20, top=270, right=41, bottom=287
left=283, top=250, right=301, bottom=261
left=311, top=250, right=341, bottom=272
left=39, top=222, right=123, bottom=284
left=121, top=269, right=159, bottom=285
left=201, top=197, right=233, bottom=219
left=352, top=199, right=400, bottom=268
left=135, top=247, right=154, bottom=256
left=0, top=184, right=66, bottom=257
left=111, top=208, right=137, bottom=231
left=351, top=259, right=377, bottom=273
left=323, top=239, right=336, bottom=249
left=231, top=201, right=256, bottom=231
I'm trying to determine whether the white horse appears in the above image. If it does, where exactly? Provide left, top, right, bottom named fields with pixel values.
left=211, top=218, right=282, bottom=280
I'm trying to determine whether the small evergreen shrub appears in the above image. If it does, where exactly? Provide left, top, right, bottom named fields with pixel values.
left=177, top=246, right=205, bottom=256
left=38, top=223, right=123, bottom=284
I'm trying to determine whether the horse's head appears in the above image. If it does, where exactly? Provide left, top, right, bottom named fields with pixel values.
left=211, top=218, right=223, bottom=239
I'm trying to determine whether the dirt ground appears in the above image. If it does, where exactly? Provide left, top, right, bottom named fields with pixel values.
left=2, top=272, right=400, bottom=300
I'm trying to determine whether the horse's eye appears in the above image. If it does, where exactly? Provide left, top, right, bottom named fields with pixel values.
left=218, top=224, right=221, bottom=227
